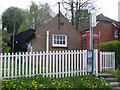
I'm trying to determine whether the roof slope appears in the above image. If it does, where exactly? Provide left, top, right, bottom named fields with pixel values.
left=10, top=28, right=35, bottom=52
left=79, top=14, right=117, bottom=32
left=97, top=14, right=117, bottom=24
left=11, top=28, right=35, bottom=42
left=35, top=12, right=78, bottom=37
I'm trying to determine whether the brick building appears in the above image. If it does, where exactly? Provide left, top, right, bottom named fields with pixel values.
left=28, top=13, right=81, bottom=52
left=11, top=13, right=118, bottom=52
left=79, top=14, right=118, bottom=43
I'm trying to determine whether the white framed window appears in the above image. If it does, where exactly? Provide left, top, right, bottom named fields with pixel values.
left=115, top=30, right=118, bottom=38
left=52, top=34, right=67, bottom=47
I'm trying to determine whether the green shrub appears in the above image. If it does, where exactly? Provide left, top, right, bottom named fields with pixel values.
left=100, top=41, right=120, bottom=68
left=2, top=42, right=10, bottom=53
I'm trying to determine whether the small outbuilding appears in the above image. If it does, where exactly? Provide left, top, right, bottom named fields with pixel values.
left=10, top=28, right=35, bottom=53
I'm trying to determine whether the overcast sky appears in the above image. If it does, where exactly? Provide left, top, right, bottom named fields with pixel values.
left=0, top=0, right=119, bottom=21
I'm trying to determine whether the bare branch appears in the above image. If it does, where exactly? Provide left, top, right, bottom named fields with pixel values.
left=61, top=0, right=97, bottom=30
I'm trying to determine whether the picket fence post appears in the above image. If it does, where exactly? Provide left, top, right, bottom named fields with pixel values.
left=0, top=53, right=2, bottom=79
left=62, top=50, right=65, bottom=78
left=95, top=49, right=98, bottom=76
left=113, top=52, right=115, bottom=70
left=45, top=51, right=48, bottom=77
left=36, top=52, right=38, bottom=75
left=4, top=53, right=6, bottom=78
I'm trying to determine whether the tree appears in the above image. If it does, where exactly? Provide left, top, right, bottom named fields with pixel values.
left=17, top=10, right=30, bottom=33
left=2, top=7, right=24, bottom=33
left=26, top=2, right=53, bottom=30
left=0, top=16, right=1, bottom=28
left=29, top=2, right=38, bottom=30
left=61, top=0, right=96, bottom=30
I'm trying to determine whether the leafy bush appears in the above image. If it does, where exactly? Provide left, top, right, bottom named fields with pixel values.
left=100, top=41, right=120, bottom=68
left=2, top=75, right=111, bottom=88
left=2, top=42, right=10, bottom=53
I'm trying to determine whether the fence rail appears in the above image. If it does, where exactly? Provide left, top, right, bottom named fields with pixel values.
left=0, top=50, right=115, bottom=79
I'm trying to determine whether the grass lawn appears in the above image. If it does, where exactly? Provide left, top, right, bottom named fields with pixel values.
left=2, top=74, right=111, bottom=88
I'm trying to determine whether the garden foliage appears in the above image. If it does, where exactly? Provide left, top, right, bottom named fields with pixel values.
left=2, top=75, right=111, bottom=88
left=100, top=41, right=120, bottom=68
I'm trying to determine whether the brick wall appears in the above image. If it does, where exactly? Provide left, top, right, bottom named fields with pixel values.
left=94, top=22, right=117, bottom=43
left=29, top=14, right=81, bottom=52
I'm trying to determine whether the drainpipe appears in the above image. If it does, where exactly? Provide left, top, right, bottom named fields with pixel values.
left=118, top=1, right=120, bottom=22
left=118, top=1, right=120, bottom=41
left=46, top=31, right=49, bottom=52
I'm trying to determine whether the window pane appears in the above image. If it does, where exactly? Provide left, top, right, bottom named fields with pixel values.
left=57, top=36, right=59, bottom=40
left=114, top=30, right=118, bottom=38
left=60, top=41, right=62, bottom=44
left=54, top=35, right=57, bottom=39
left=93, top=39, right=98, bottom=43
left=54, top=40, right=56, bottom=44
left=63, top=41, right=65, bottom=44
left=57, top=40, right=59, bottom=44
left=116, top=30, right=118, bottom=37
left=63, top=36, right=65, bottom=41
left=60, top=36, right=62, bottom=40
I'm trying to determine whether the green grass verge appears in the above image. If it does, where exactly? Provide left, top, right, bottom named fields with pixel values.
left=2, top=74, right=111, bottom=88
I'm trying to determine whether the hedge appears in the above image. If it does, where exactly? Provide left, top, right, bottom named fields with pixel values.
left=100, top=41, right=120, bottom=68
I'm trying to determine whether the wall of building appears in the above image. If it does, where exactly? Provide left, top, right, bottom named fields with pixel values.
left=28, top=14, right=81, bottom=52
left=94, top=22, right=117, bottom=43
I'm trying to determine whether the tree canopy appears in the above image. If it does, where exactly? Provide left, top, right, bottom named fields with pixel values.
left=2, top=7, right=24, bottom=33
left=2, top=2, right=54, bottom=34
left=1, top=0, right=96, bottom=32
left=26, top=2, right=53, bottom=30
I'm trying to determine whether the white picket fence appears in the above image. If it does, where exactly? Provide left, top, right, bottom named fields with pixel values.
left=0, top=50, right=99, bottom=78
left=0, top=50, right=115, bottom=79
left=100, top=52, right=115, bottom=72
